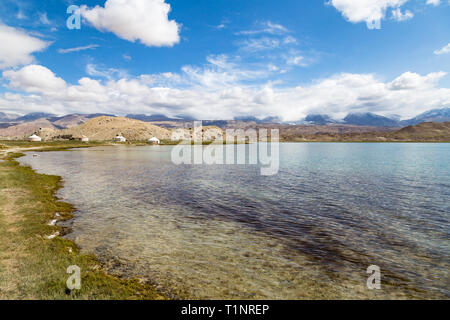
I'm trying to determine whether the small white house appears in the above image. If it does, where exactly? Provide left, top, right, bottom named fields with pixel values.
left=28, top=134, right=42, bottom=142
left=148, top=137, right=160, bottom=145
left=114, top=134, right=126, bottom=142
left=81, top=136, right=89, bottom=142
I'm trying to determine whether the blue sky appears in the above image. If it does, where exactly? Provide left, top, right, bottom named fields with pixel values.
left=0, top=0, right=449, bottom=120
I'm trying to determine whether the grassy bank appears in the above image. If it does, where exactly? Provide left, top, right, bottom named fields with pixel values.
left=0, top=142, right=165, bottom=299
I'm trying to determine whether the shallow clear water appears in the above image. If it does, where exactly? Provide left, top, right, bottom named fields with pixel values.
left=20, top=143, right=450, bottom=299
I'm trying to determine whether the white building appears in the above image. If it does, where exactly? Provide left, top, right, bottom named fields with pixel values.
left=28, top=134, right=42, bottom=142
left=114, top=135, right=126, bottom=142
left=81, top=136, right=89, bottom=142
left=148, top=137, right=160, bottom=144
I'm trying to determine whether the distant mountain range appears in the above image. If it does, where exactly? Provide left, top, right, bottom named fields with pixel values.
left=304, top=114, right=335, bottom=125
left=126, top=114, right=181, bottom=122
left=0, top=111, right=20, bottom=121
left=0, top=107, right=449, bottom=129
left=236, top=108, right=450, bottom=127
left=0, top=112, right=448, bottom=142
left=302, top=107, right=450, bottom=127
left=233, top=115, right=283, bottom=123
left=405, top=108, right=450, bottom=126
left=342, top=112, right=400, bottom=127
left=15, top=112, right=57, bottom=122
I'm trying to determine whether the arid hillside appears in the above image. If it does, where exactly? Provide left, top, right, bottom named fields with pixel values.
left=0, top=114, right=447, bottom=142
left=0, top=118, right=57, bottom=139
left=387, top=122, right=450, bottom=140
left=280, top=122, right=450, bottom=142
left=56, top=116, right=172, bottom=141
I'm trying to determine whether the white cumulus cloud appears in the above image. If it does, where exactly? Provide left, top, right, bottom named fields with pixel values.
left=426, top=0, right=440, bottom=6
left=2, top=65, right=66, bottom=93
left=0, top=24, right=50, bottom=69
left=81, top=0, right=180, bottom=47
left=388, top=71, right=447, bottom=90
left=434, top=43, right=450, bottom=55
left=328, top=0, right=409, bottom=29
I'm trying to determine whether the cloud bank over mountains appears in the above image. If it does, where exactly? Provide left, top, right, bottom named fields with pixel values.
left=1, top=61, right=448, bottom=121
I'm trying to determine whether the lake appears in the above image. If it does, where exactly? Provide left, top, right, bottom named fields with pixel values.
left=20, top=143, right=450, bottom=299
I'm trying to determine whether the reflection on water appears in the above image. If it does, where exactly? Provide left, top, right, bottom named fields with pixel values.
left=20, top=143, right=450, bottom=299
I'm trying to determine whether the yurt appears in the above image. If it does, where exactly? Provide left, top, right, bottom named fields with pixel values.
left=114, top=134, right=126, bottom=142
left=28, top=134, right=42, bottom=142
left=148, top=137, right=160, bottom=145
left=81, top=136, right=89, bottom=142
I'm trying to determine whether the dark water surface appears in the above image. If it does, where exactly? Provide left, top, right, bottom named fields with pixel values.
left=20, top=143, right=450, bottom=299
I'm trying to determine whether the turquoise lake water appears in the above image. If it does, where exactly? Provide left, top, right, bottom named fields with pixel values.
left=20, top=143, right=450, bottom=299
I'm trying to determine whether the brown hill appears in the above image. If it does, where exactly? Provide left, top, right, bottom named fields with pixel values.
left=57, top=116, right=172, bottom=141
left=279, top=121, right=450, bottom=142
left=0, top=118, right=57, bottom=139
left=387, top=122, right=450, bottom=140
left=275, top=124, right=394, bottom=141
